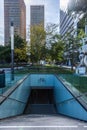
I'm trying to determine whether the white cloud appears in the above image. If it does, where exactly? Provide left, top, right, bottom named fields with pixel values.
left=60, top=0, right=69, bottom=11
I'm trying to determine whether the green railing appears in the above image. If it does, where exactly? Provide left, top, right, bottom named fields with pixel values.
left=16, top=65, right=73, bottom=74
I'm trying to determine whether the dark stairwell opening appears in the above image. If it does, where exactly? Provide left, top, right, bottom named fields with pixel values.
left=24, top=88, right=57, bottom=114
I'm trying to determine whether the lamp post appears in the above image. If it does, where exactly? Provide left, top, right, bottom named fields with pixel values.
left=11, top=21, right=14, bottom=80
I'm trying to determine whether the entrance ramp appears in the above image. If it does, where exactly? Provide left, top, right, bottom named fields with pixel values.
left=0, top=74, right=87, bottom=121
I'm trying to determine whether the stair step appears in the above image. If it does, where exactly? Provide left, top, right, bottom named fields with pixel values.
left=25, top=104, right=56, bottom=114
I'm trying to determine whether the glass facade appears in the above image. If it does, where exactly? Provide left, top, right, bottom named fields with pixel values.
left=30, top=5, right=44, bottom=26
left=4, top=0, right=26, bottom=45
left=60, top=10, right=74, bottom=38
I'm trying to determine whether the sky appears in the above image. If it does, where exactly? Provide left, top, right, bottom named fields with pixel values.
left=0, top=0, right=4, bottom=45
left=0, top=0, right=68, bottom=45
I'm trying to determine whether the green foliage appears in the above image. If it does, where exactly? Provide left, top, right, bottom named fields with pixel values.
left=14, top=35, right=26, bottom=48
left=77, top=15, right=85, bottom=33
left=64, top=30, right=83, bottom=69
left=14, top=35, right=28, bottom=63
left=0, top=45, right=11, bottom=63
left=50, top=34, right=64, bottom=62
left=30, top=24, right=46, bottom=63
left=14, top=47, right=28, bottom=63
left=28, top=23, right=64, bottom=64
left=46, top=23, right=59, bottom=48
left=0, top=35, right=28, bottom=64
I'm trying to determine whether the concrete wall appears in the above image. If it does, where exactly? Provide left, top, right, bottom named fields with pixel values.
left=29, top=74, right=54, bottom=88
left=0, top=74, right=87, bottom=121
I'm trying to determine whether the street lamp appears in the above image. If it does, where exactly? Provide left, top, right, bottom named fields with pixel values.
left=11, top=21, right=14, bottom=80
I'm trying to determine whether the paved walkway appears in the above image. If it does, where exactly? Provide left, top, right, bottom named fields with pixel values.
left=0, top=114, right=87, bottom=130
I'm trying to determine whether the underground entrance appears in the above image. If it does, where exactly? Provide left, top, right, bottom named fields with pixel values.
left=24, top=88, right=56, bottom=114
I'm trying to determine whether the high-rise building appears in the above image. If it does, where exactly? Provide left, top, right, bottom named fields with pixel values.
left=60, top=10, right=74, bottom=38
left=30, top=5, right=44, bottom=26
left=4, top=0, right=26, bottom=45
left=60, top=9, right=83, bottom=39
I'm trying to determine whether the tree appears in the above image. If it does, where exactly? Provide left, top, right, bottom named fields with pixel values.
left=50, top=34, right=64, bottom=63
left=0, top=35, right=28, bottom=65
left=45, top=23, right=59, bottom=49
left=29, top=24, right=46, bottom=63
left=45, top=24, right=64, bottom=64
left=28, top=23, right=64, bottom=64
left=14, top=35, right=28, bottom=64
left=14, top=46, right=28, bottom=64
left=64, top=30, right=83, bottom=70
left=0, top=45, right=11, bottom=63
left=14, top=34, right=26, bottom=48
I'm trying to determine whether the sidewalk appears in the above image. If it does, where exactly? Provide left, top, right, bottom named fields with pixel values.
left=58, top=65, right=76, bottom=70
left=0, top=114, right=86, bottom=130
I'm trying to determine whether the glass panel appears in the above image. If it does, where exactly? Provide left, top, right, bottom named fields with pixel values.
left=0, top=71, right=26, bottom=94
left=58, top=74, right=87, bottom=105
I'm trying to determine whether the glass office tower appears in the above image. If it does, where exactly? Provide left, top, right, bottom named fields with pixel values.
left=4, top=0, right=26, bottom=45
